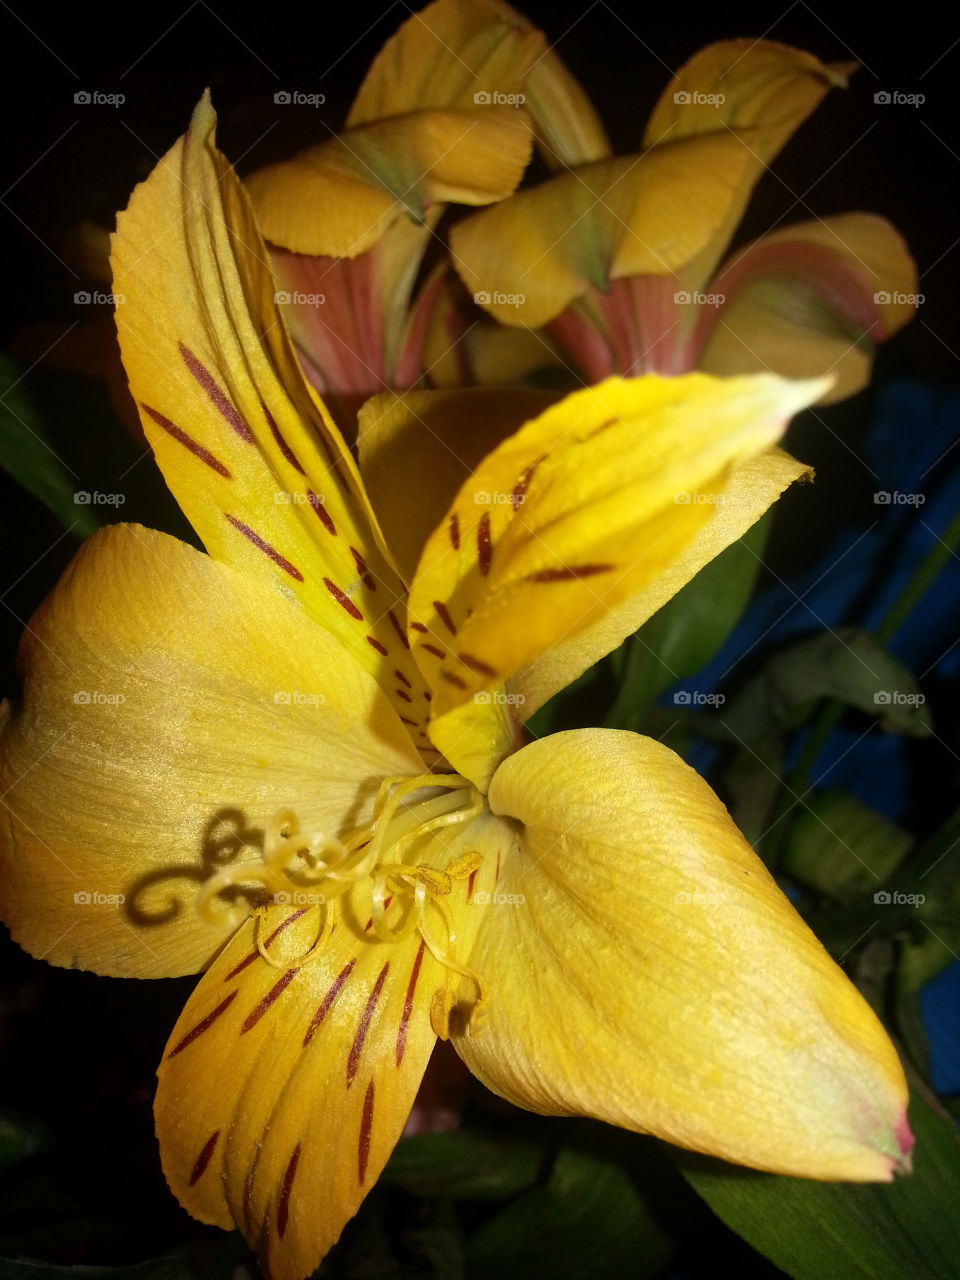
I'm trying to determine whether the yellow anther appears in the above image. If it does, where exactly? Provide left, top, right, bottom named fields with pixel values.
left=416, top=866, right=452, bottom=895
left=445, top=850, right=482, bottom=880
left=430, top=988, right=456, bottom=1040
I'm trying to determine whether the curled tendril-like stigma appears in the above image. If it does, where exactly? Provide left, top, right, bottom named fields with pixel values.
left=195, top=775, right=489, bottom=1029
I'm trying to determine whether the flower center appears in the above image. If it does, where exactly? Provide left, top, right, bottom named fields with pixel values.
left=196, top=774, right=488, bottom=1035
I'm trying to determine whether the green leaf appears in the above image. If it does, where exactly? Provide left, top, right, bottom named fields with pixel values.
left=706, top=628, right=932, bottom=743
left=0, top=1109, right=50, bottom=1171
left=382, top=1129, right=543, bottom=1201
left=0, top=1243, right=247, bottom=1280
left=402, top=1200, right=466, bottom=1280
left=606, top=517, right=770, bottom=727
left=677, top=1077, right=960, bottom=1280
left=782, top=789, right=913, bottom=899
left=891, top=807, right=960, bottom=997
left=723, top=740, right=784, bottom=849
left=0, top=355, right=99, bottom=538
left=466, top=1146, right=673, bottom=1280
left=897, top=921, right=960, bottom=998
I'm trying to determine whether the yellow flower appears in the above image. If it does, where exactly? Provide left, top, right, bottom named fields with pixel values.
left=241, top=0, right=612, bottom=426
left=0, top=93, right=912, bottom=1280
left=243, top=0, right=543, bottom=429
left=452, top=38, right=917, bottom=401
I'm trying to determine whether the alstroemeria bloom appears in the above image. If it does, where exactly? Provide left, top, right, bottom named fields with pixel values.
left=453, top=40, right=917, bottom=401
left=245, top=0, right=609, bottom=427
left=0, top=98, right=912, bottom=1280
left=243, top=0, right=543, bottom=428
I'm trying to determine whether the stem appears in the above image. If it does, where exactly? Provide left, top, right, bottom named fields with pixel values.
left=874, top=505, right=960, bottom=646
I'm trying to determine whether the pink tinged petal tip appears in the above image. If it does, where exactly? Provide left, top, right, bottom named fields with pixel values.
left=893, top=1110, right=915, bottom=1175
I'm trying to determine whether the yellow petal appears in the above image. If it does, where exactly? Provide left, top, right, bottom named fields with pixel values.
left=450, top=133, right=754, bottom=329
left=517, top=40, right=611, bottom=167
left=347, top=0, right=544, bottom=124
left=112, top=96, right=429, bottom=715
left=156, top=801, right=511, bottom=1280
left=156, top=906, right=438, bottom=1278
left=264, top=213, right=440, bottom=432
left=0, top=525, right=420, bottom=977
left=246, top=109, right=532, bottom=260
left=408, top=373, right=825, bottom=787
left=643, top=41, right=854, bottom=290
left=358, top=386, right=557, bottom=584
left=701, top=214, right=918, bottom=403
left=458, top=322, right=567, bottom=388
left=346, top=0, right=606, bottom=170
left=456, top=729, right=912, bottom=1180
left=644, top=40, right=853, bottom=161
left=511, top=448, right=811, bottom=717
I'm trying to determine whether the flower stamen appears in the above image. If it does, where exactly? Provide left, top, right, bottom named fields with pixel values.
left=196, top=775, right=489, bottom=1027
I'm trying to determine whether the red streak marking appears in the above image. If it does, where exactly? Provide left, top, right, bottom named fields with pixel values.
left=367, top=636, right=388, bottom=656
left=309, top=492, right=337, bottom=535
left=189, top=1130, right=220, bottom=1185
left=264, top=406, right=304, bottom=473
left=527, top=563, right=615, bottom=582
left=347, top=963, right=389, bottom=1085
left=424, top=691, right=432, bottom=702
left=448, top=513, right=460, bottom=550
left=266, top=907, right=308, bottom=945
left=441, top=670, right=469, bottom=690
left=410, top=621, right=428, bottom=633
left=351, top=547, right=376, bottom=590
left=304, top=959, right=355, bottom=1046
left=225, top=516, right=304, bottom=581
left=388, top=610, right=410, bottom=649
left=433, top=601, right=457, bottom=635
left=241, top=967, right=300, bottom=1034
left=477, top=513, right=493, bottom=575
left=225, top=950, right=258, bottom=982
left=423, top=644, right=445, bottom=659
left=316, top=432, right=338, bottom=468
left=358, top=1082, right=375, bottom=1183
left=395, top=689, right=413, bottom=703
left=323, top=578, right=363, bottom=620
left=168, top=990, right=238, bottom=1057
left=396, top=940, right=426, bottom=1067
left=467, top=869, right=478, bottom=902
left=277, top=1143, right=301, bottom=1238
left=400, top=716, right=418, bottom=726
left=458, top=652, right=496, bottom=677
left=224, top=909, right=308, bottom=981
left=395, top=670, right=412, bottom=688
left=179, top=343, right=253, bottom=442
left=513, top=456, right=544, bottom=504
left=141, top=403, right=230, bottom=478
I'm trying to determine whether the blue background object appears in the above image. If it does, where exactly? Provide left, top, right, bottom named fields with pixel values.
left=669, top=379, right=960, bottom=1101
